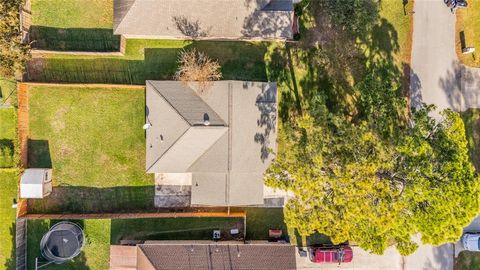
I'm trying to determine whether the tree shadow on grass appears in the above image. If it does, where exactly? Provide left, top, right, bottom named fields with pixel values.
left=267, top=0, right=405, bottom=127
left=0, top=139, right=14, bottom=168
left=461, top=109, right=480, bottom=171
left=4, top=223, right=16, bottom=270
left=29, top=26, right=120, bottom=52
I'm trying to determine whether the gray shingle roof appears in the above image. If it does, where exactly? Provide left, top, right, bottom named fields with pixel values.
left=114, top=0, right=294, bottom=40
left=146, top=81, right=277, bottom=206
left=138, top=243, right=297, bottom=270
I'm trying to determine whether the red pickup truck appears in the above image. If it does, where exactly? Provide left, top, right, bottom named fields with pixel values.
left=310, top=246, right=353, bottom=264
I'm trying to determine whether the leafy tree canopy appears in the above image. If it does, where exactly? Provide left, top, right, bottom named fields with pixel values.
left=267, top=101, right=480, bottom=255
left=0, top=0, right=30, bottom=78
left=267, top=0, right=480, bottom=256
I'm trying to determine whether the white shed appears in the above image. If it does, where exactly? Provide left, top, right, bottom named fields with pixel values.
left=20, top=169, right=52, bottom=199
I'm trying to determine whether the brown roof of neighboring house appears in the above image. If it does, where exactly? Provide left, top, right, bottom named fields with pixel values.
left=137, top=243, right=297, bottom=270
left=113, top=0, right=294, bottom=40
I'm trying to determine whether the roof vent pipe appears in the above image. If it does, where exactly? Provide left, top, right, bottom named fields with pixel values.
left=203, top=113, right=210, bottom=126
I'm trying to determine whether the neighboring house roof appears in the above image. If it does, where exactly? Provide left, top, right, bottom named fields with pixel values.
left=113, top=0, right=294, bottom=40
left=146, top=81, right=277, bottom=206
left=137, top=243, right=297, bottom=270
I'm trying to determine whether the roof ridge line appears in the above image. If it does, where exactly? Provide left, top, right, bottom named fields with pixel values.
left=149, top=81, right=227, bottom=126
left=188, top=82, right=228, bottom=125
left=149, top=126, right=228, bottom=173
left=146, top=127, right=191, bottom=173
left=113, top=0, right=138, bottom=33
left=147, top=81, right=191, bottom=126
left=137, top=245, right=157, bottom=269
left=184, top=126, right=229, bottom=172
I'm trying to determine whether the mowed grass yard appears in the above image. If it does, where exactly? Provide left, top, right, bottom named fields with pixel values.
left=30, top=0, right=119, bottom=51
left=28, top=40, right=270, bottom=84
left=27, top=219, right=111, bottom=270
left=0, top=108, right=18, bottom=270
left=0, top=108, right=16, bottom=168
left=27, top=86, right=154, bottom=214
left=458, top=109, right=480, bottom=270
left=0, top=78, right=17, bottom=106
left=456, top=0, right=480, bottom=67
left=0, top=169, right=18, bottom=270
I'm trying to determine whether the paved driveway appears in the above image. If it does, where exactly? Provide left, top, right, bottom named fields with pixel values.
left=411, top=0, right=480, bottom=113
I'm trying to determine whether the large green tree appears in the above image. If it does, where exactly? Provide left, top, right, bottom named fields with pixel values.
left=0, top=0, right=30, bottom=78
left=266, top=105, right=480, bottom=255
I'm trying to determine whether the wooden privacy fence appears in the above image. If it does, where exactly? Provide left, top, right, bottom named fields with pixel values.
left=15, top=218, right=27, bottom=270
left=20, top=211, right=246, bottom=220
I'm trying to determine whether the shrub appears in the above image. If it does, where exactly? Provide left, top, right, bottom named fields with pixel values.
left=174, top=49, right=222, bottom=93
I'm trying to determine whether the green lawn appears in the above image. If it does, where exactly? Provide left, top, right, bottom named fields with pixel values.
left=27, top=86, right=153, bottom=213
left=0, top=78, right=16, bottom=106
left=458, top=109, right=480, bottom=269
left=269, top=0, right=413, bottom=122
left=27, top=219, right=111, bottom=270
left=377, top=0, right=413, bottom=67
left=28, top=40, right=270, bottom=84
left=457, top=251, right=480, bottom=270
left=456, top=0, right=480, bottom=67
left=0, top=108, right=16, bottom=168
left=0, top=169, right=18, bottom=270
left=111, top=217, right=244, bottom=244
left=462, top=109, right=480, bottom=170
left=30, top=0, right=119, bottom=51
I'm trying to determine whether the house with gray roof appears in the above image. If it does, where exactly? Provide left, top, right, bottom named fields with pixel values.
left=146, top=81, right=277, bottom=207
left=114, top=0, right=295, bottom=40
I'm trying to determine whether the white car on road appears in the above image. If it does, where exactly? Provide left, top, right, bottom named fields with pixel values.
left=462, top=233, right=480, bottom=251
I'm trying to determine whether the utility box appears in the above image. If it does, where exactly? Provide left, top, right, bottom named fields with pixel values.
left=20, top=169, right=52, bottom=199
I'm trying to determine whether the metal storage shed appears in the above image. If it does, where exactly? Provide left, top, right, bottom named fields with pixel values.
left=20, top=168, right=52, bottom=199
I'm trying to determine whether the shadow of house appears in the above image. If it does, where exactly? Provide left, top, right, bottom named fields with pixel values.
left=27, top=185, right=155, bottom=214
left=27, top=139, right=52, bottom=168
left=29, top=26, right=120, bottom=52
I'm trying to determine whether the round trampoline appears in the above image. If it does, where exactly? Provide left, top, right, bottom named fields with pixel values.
left=40, top=221, right=85, bottom=264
